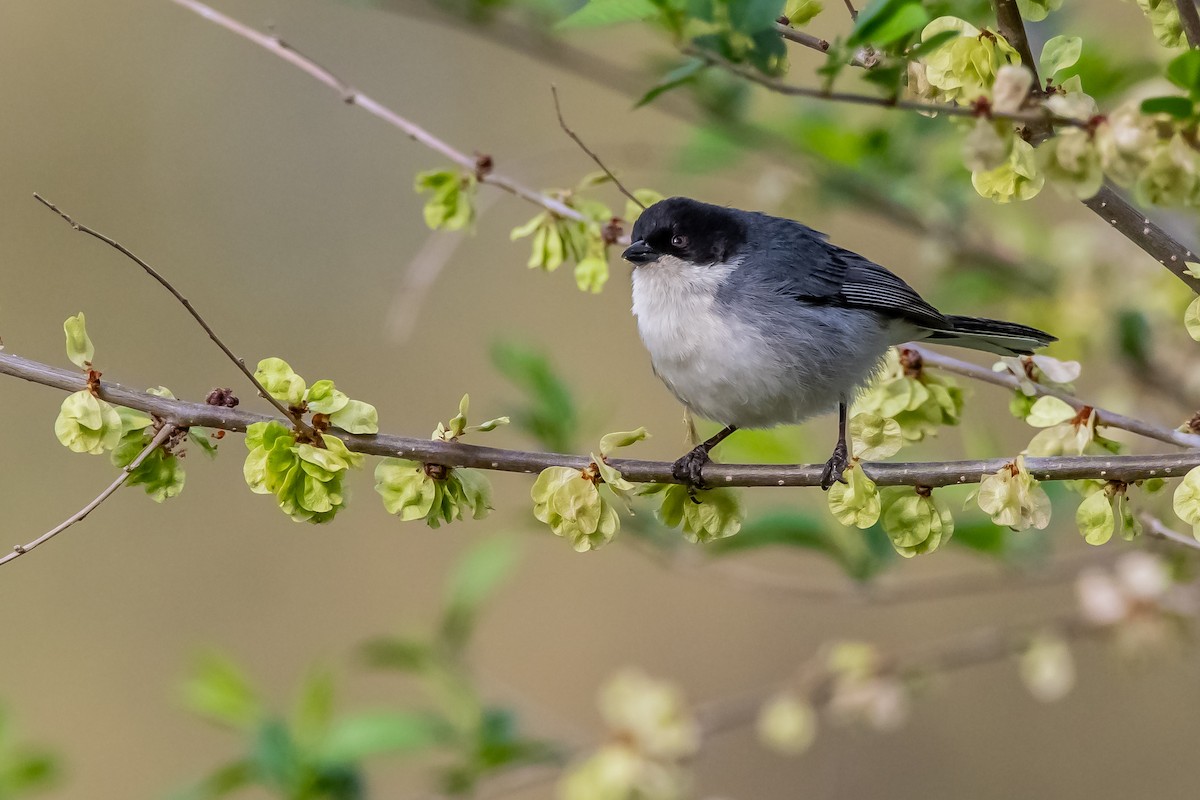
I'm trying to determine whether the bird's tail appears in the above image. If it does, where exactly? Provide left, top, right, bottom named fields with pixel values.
left=920, top=315, right=1056, bottom=357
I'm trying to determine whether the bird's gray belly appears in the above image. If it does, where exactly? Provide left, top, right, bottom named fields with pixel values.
left=634, top=281, right=890, bottom=428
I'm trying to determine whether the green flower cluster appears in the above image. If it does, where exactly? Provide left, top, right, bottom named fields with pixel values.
left=918, top=17, right=1019, bottom=104
left=560, top=669, right=697, bottom=800
left=852, top=349, right=963, bottom=445
left=414, top=168, right=477, bottom=232
left=55, top=314, right=123, bottom=455
left=1124, top=0, right=1185, bottom=47
left=374, top=395, right=505, bottom=528
left=827, top=463, right=881, bottom=529
left=511, top=177, right=661, bottom=293
left=254, top=358, right=379, bottom=435
left=1173, top=466, right=1200, bottom=541
left=244, top=421, right=363, bottom=523
left=973, top=456, right=1051, bottom=531
left=1078, top=482, right=1143, bottom=546
left=879, top=487, right=953, bottom=557
left=645, top=482, right=744, bottom=544
left=530, top=428, right=651, bottom=551
left=111, top=393, right=192, bottom=503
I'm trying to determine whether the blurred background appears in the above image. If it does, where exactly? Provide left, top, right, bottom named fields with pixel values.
left=1, top=1, right=1199, bottom=798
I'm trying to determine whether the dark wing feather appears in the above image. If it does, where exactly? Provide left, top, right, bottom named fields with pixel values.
left=768, top=221, right=947, bottom=328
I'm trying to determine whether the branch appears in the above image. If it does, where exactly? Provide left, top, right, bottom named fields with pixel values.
left=1176, top=0, right=1200, bottom=49
left=910, top=345, right=1200, bottom=449
left=689, top=48, right=1087, bottom=129
left=4, top=350, right=1200, bottom=488
left=993, top=0, right=1040, bottom=87
left=985, top=1, right=1200, bottom=294
left=33, top=193, right=314, bottom=435
left=0, top=424, right=177, bottom=567
left=841, top=0, right=859, bottom=22
left=551, top=86, right=645, bottom=211
left=1141, top=513, right=1200, bottom=552
left=168, top=0, right=602, bottom=230
left=774, top=22, right=829, bottom=54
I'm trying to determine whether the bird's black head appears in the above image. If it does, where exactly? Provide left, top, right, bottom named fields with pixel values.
left=623, top=197, right=748, bottom=267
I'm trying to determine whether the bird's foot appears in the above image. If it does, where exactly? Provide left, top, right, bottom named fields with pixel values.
left=819, top=440, right=850, bottom=491
left=672, top=446, right=711, bottom=502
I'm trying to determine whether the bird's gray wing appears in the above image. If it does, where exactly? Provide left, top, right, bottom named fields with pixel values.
left=764, top=223, right=948, bottom=330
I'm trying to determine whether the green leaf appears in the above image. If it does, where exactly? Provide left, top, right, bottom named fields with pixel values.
left=636, top=59, right=707, bottom=107
left=1167, top=49, right=1200, bottom=95
left=318, top=713, right=449, bottom=764
left=254, top=358, right=306, bottom=407
left=171, top=760, right=254, bottom=800
left=442, top=537, right=520, bottom=641
left=490, top=341, right=578, bottom=452
left=598, top=427, right=649, bottom=457
left=330, top=399, right=379, bottom=435
left=1039, top=35, right=1082, bottom=79
left=729, top=0, right=787, bottom=33
left=905, top=28, right=959, bottom=59
left=55, top=391, right=123, bottom=454
left=1141, top=95, right=1195, bottom=118
left=359, top=637, right=435, bottom=673
left=557, top=0, right=658, bottom=29
left=783, top=0, right=823, bottom=26
left=1186, top=296, right=1200, bottom=341
left=292, top=668, right=335, bottom=748
left=851, top=2, right=928, bottom=47
left=182, top=653, right=262, bottom=730
left=1016, top=0, right=1062, bottom=22
left=63, top=312, right=94, bottom=369
left=306, top=380, right=350, bottom=415
left=1076, top=488, right=1115, bottom=546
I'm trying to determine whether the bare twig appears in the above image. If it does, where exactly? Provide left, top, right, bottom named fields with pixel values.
left=688, top=48, right=1087, bottom=129
left=774, top=21, right=829, bottom=53
left=0, top=424, right=177, bottom=567
left=909, top=345, right=1200, bottom=449
left=168, top=0, right=602, bottom=230
left=841, top=0, right=859, bottom=22
left=33, top=194, right=312, bottom=434
left=4, top=350, right=1200, bottom=490
left=1176, top=0, right=1200, bottom=49
left=551, top=86, right=645, bottom=211
left=1084, top=185, right=1200, bottom=293
left=1141, top=513, right=1200, bottom=552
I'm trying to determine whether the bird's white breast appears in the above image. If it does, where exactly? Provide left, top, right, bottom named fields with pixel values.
left=631, top=256, right=815, bottom=428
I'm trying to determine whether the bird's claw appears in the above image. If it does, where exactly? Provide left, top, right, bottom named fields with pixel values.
left=819, top=440, right=849, bottom=491
left=672, top=447, right=710, bottom=503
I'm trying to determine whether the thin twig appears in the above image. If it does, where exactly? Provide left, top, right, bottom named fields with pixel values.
left=910, top=345, right=1200, bottom=449
left=1175, top=0, right=1200, bottom=49
left=774, top=22, right=829, bottom=53
left=168, top=0, right=600, bottom=229
left=551, top=85, right=645, bottom=211
left=688, top=48, right=1087, bottom=129
left=4, top=350, right=1200, bottom=490
left=0, top=424, right=177, bottom=567
left=33, top=194, right=312, bottom=434
left=841, top=0, right=859, bottom=22
left=1141, top=513, right=1200, bottom=552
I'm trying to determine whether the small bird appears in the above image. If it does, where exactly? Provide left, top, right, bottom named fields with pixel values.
left=622, top=197, right=1055, bottom=491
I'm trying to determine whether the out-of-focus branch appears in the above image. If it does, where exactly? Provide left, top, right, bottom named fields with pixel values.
left=168, top=0, right=597, bottom=227
left=1141, top=513, right=1200, bottom=552
left=0, top=424, right=177, bottom=567
left=4, top=350, right=1200, bottom=489
left=1175, top=0, right=1200, bottom=48
left=993, top=0, right=1041, bottom=86
left=909, top=345, right=1200, bottom=449
left=34, top=193, right=313, bottom=435
left=691, top=48, right=1086, bottom=128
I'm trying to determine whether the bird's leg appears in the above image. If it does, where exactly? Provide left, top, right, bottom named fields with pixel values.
left=672, top=425, right=738, bottom=499
left=820, top=400, right=850, bottom=491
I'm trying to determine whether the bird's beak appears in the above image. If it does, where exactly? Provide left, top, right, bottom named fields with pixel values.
left=622, top=240, right=657, bottom=265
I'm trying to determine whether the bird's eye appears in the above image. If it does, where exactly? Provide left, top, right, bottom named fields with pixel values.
left=671, top=234, right=688, bottom=249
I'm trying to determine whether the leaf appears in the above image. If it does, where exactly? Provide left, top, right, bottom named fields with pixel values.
left=441, top=537, right=520, bottom=649
left=1076, top=488, right=1115, bottom=546
left=292, top=668, right=335, bottom=747
left=318, top=713, right=449, bottom=764
left=359, top=637, right=435, bottom=672
left=852, top=2, right=929, bottom=47
left=63, top=312, right=94, bottom=368
left=1141, top=95, right=1195, bottom=118
left=599, top=427, right=649, bottom=457
left=182, top=653, right=262, bottom=730
left=905, top=28, right=959, bottom=59
left=1025, top=395, right=1077, bottom=427
left=490, top=341, right=578, bottom=452
left=329, top=399, right=379, bottom=435
left=1187, top=296, right=1200, bottom=341
left=556, top=0, right=658, bottom=29
left=729, top=0, right=787, bottom=33
left=1167, top=49, right=1200, bottom=96
left=1039, top=35, right=1082, bottom=79
left=636, top=59, right=707, bottom=107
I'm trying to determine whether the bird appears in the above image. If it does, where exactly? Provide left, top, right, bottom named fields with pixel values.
left=621, top=196, right=1056, bottom=492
